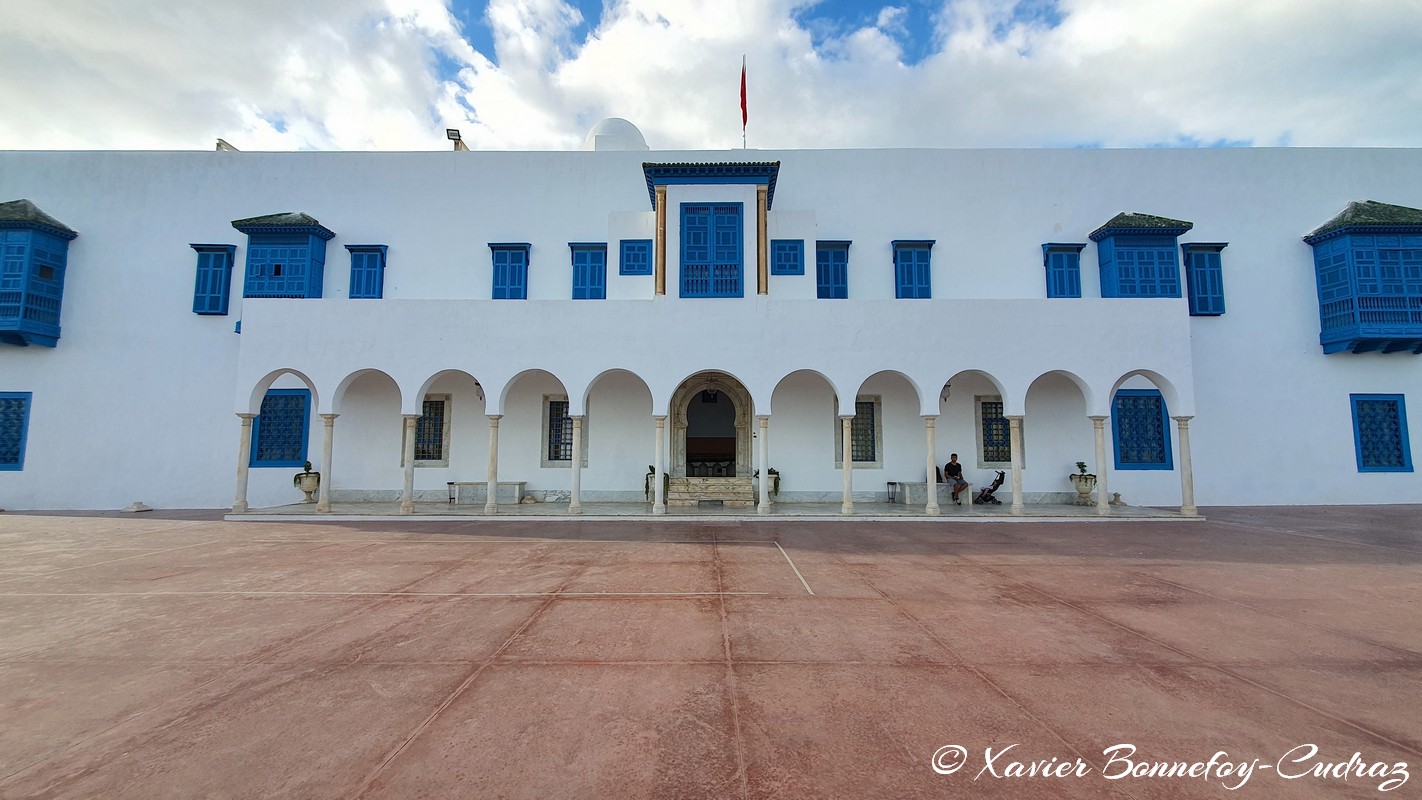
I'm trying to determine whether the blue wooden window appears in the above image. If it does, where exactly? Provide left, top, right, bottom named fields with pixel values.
left=1098, top=237, right=1182, bottom=298
left=489, top=243, right=530, bottom=299
left=1309, top=234, right=1422, bottom=354
left=242, top=236, right=328, bottom=298
left=250, top=389, right=310, bottom=467
left=893, top=241, right=933, bottom=299
left=1042, top=243, right=1084, bottom=298
left=816, top=241, right=849, bottom=299
left=0, top=392, right=32, bottom=471
left=1113, top=389, right=1173, bottom=470
left=547, top=399, right=572, bottom=461
left=1, top=228, right=73, bottom=348
left=570, top=243, right=607, bottom=300
left=771, top=239, right=804, bottom=275
left=1183, top=244, right=1227, bottom=315
left=1351, top=394, right=1412, bottom=472
left=680, top=203, right=743, bottom=297
left=345, top=245, right=386, bottom=299
left=190, top=244, right=235, bottom=315
left=619, top=240, right=652, bottom=275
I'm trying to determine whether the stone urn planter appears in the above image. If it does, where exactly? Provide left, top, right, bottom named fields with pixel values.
left=293, top=460, right=321, bottom=503
left=1068, top=461, right=1096, bottom=506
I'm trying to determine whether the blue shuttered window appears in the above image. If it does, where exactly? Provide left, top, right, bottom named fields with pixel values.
left=243, top=236, right=326, bottom=298
left=346, top=245, right=387, bottom=299
left=1351, top=394, right=1412, bottom=472
left=1100, top=237, right=1182, bottom=298
left=892, top=241, right=933, bottom=298
left=816, top=241, right=849, bottom=299
left=570, top=244, right=607, bottom=300
left=1042, top=244, right=1084, bottom=298
left=680, top=204, right=743, bottom=297
left=490, top=244, right=530, bottom=299
left=1113, top=389, right=1173, bottom=470
left=251, top=389, right=310, bottom=468
left=771, top=239, right=804, bottom=275
left=1183, top=244, right=1226, bottom=315
left=620, top=239, right=652, bottom=275
left=190, top=244, right=235, bottom=315
left=0, top=392, right=32, bottom=470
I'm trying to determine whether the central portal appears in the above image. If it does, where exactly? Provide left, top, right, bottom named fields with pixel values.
left=670, top=372, right=753, bottom=478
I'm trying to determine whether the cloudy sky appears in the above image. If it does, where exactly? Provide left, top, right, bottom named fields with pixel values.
left=3, top=0, right=1420, bottom=152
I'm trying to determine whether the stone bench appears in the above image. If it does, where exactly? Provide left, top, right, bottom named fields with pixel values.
left=892, top=481, right=974, bottom=506
left=447, top=481, right=527, bottom=505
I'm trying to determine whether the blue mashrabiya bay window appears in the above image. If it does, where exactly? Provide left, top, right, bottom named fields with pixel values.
left=1112, top=389, right=1173, bottom=470
left=250, top=389, right=311, bottom=467
left=570, top=243, right=607, bottom=299
left=232, top=212, right=335, bottom=299
left=1, top=199, right=78, bottom=348
left=1090, top=213, right=1193, bottom=298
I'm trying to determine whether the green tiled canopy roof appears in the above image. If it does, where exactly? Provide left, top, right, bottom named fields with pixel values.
left=0, top=199, right=78, bottom=239
left=1089, top=212, right=1193, bottom=241
left=231, top=212, right=335, bottom=240
left=1304, top=200, right=1422, bottom=242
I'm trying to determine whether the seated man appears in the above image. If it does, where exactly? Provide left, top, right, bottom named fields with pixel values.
left=944, top=453, right=970, bottom=504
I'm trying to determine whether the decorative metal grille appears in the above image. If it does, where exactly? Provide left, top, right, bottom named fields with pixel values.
left=415, top=398, right=446, bottom=462
left=851, top=400, right=876, bottom=462
left=981, top=400, right=1011, bottom=463
left=254, top=392, right=307, bottom=465
left=0, top=395, right=28, bottom=467
left=547, top=400, right=572, bottom=461
left=1115, top=394, right=1167, bottom=465
left=1356, top=398, right=1406, bottom=469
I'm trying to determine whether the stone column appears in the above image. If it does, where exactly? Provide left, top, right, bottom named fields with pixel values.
left=1175, top=416, right=1197, bottom=517
left=232, top=413, right=256, bottom=513
left=756, top=185, right=769, bottom=295
left=400, top=414, right=418, bottom=514
left=840, top=415, right=855, bottom=515
left=569, top=415, right=584, bottom=514
left=654, top=186, right=668, bottom=296
left=1008, top=415, right=1025, bottom=516
left=757, top=415, right=771, bottom=514
left=485, top=415, right=501, bottom=514
left=653, top=415, right=667, bottom=515
left=1091, top=415, right=1110, bottom=516
left=316, top=413, right=337, bottom=513
left=924, top=416, right=940, bottom=515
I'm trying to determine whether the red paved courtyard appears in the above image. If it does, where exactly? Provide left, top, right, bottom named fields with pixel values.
left=0, top=507, right=1418, bottom=799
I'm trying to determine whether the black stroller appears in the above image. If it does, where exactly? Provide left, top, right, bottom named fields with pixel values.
left=974, top=471, right=1006, bottom=505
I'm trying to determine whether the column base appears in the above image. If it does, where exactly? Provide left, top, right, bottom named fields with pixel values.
left=1010, top=504, right=1024, bottom=516
left=652, top=503, right=666, bottom=515
left=840, top=502, right=854, bottom=515
left=315, top=503, right=331, bottom=513
left=569, top=503, right=583, bottom=514
left=231, top=502, right=248, bottom=514
left=399, top=502, right=414, bottom=515
left=484, top=504, right=498, bottom=515
left=925, top=503, right=940, bottom=515
left=1181, top=506, right=1198, bottom=517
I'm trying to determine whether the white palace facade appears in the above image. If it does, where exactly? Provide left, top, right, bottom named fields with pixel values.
left=2, top=120, right=1420, bottom=515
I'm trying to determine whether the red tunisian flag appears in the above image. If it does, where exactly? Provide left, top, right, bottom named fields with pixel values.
left=740, top=55, right=747, bottom=130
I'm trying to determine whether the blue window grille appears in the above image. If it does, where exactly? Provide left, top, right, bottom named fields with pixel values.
left=771, top=239, right=804, bottom=276
left=345, top=245, right=387, bottom=299
left=250, top=389, right=311, bottom=467
left=1042, top=243, right=1085, bottom=298
left=1351, top=394, right=1412, bottom=472
left=680, top=203, right=743, bottom=297
left=1112, top=389, right=1173, bottom=470
left=547, top=399, right=572, bottom=461
left=490, top=243, right=530, bottom=299
left=190, top=244, right=236, bottom=315
left=619, top=239, right=652, bottom=276
left=570, top=243, right=607, bottom=300
left=816, top=241, right=850, bottom=299
left=0, top=200, right=77, bottom=348
left=980, top=399, right=1011, bottom=463
left=232, top=214, right=334, bottom=300
left=851, top=400, right=877, bottom=462
left=1183, top=243, right=1227, bottom=315
left=893, top=241, right=933, bottom=299
left=415, top=396, right=447, bottom=462
left=0, top=392, right=32, bottom=470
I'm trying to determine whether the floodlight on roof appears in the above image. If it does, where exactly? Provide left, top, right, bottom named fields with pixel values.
left=446, top=129, right=461, bottom=141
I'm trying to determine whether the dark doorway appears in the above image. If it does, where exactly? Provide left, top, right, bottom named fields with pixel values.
left=686, top=390, right=736, bottom=476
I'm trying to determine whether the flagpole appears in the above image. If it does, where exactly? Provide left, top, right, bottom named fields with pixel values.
left=740, top=54, right=747, bottom=149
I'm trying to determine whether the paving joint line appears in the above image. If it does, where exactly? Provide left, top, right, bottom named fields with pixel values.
left=712, top=532, right=752, bottom=800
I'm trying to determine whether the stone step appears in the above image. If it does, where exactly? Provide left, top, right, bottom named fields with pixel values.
left=667, top=476, right=756, bottom=504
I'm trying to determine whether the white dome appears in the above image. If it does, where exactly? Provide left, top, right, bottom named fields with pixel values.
left=582, top=118, right=649, bottom=151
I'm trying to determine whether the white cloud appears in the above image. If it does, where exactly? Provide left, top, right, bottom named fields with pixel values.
left=1, top=0, right=1420, bottom=151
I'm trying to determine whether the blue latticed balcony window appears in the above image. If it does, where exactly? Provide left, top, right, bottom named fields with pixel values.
left=1183, top=243, right=1227, bottom=316
left=345, top=245, right=387, bottom=299
left=232, top=213, right=335, bottom=299
left=1090, top=213, right=1192, bottom=299
left=1113, top=389, right=1173, bottom=470
left=490, top=243, right=530, bottom=299
left=0, top=200, right=77, bottom=348
left=570, top=243, right=607, bottom=300
left=771, top=239, right=804, bottom=275
left=190, top=244, right=235, bottom=315
left=680, top=203, right=742, bottom=298
left=1351, top=394, right=1412, bottom=472
left=816, top=241, right=849, bottom=299
left=1042, top=243, right=1085, bottom=298
left=0, top=392, right=32, bottom=470
left=892, top=241, right=933, bottom=299
left=250, top=389, right=310, bottom=468
left=1305, top=201, right=1422, bottom=354
left=620, top=239, right=652, bottom=275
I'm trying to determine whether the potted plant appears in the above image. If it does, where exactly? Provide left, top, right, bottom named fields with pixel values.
left=1068, top=461, right=1096, bottom=505
left=644, top=465, right=670, bottom=501
left=293, top=460, right=321, bottom=503
left=752, top=468, right=780, bottom=496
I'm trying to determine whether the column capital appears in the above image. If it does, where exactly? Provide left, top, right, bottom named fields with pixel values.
left=1006, top=414, right=1025, bottom=422
left=922, top=415, right=937, bottom=424
left=487, top=414, right=503, bottom=422
left=756, top=414, right=770, bottom=423
left=1172, top=415, right=1195, bottom=424
left=571, top=414, right=586, bottom=421
left=838, top=414, right=855, bottom=421
left=402, top=413, right=421, bottom=421
left=320, top=413, right=339, bottom=422
left=1088, top=415, right=1108, bottom=423
left=237, top=412, right=257, bottom=422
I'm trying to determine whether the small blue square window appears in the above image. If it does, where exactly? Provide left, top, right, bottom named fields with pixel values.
left=619, top=240, right=652, bottom=276
left=771, top=239, right=804, bottom=275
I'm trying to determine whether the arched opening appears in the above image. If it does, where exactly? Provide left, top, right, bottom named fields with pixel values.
left=669, top=371, right=753, bottom=478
